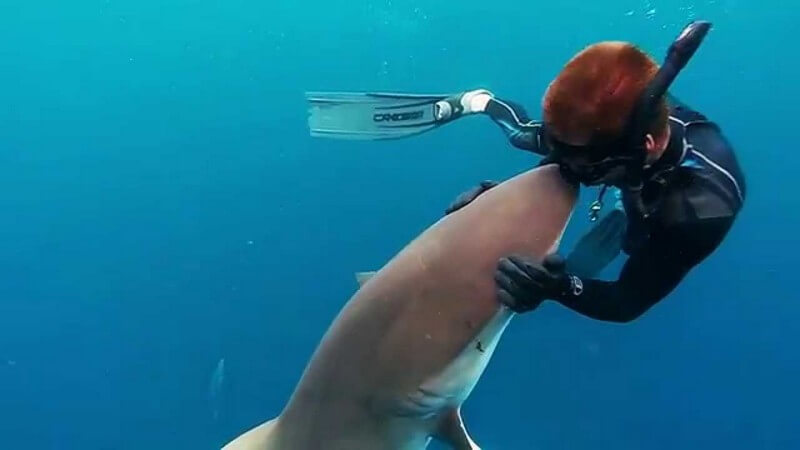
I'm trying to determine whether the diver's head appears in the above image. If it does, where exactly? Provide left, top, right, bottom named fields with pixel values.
left=541, top=41, right=671, bottom=186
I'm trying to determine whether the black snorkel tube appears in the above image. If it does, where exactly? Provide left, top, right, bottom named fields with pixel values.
left=620, top=20, right=712, bottom=251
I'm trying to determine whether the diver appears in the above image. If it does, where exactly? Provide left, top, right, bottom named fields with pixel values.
left=306, top=21, right=746, bottom=323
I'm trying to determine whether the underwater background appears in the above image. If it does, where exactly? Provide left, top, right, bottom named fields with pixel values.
left=1, top=0, right=798, bottom=448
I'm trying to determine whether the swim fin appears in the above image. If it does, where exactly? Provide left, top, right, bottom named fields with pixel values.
left=305, top=91, right=450, bottom=140
left=566, top=208, right=627, bottom=279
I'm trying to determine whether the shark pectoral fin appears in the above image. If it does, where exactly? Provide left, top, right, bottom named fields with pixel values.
left=435, top=408, right=480, bottom=450
left=355, top=271, right=378, bottom=287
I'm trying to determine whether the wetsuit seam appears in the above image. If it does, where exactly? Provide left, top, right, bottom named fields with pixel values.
left=669, top=116, right=712, bottom=128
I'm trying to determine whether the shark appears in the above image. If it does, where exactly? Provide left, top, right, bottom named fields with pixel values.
left=223, top=164, right=577, bottom=449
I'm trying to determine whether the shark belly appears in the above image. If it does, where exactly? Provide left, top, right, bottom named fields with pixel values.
left=397, top=307, right=515, bottom=418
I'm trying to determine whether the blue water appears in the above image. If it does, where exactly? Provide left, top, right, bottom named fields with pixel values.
left=1, top=1, right=797, bottom=448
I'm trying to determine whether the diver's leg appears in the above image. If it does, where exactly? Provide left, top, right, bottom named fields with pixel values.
left=434, top=90, right=494, bottom=122
left=565, top=207, right=627, bottom=278
left=436, top=91, right=543, bottom=154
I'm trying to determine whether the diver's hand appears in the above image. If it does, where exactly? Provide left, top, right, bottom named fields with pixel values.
left=495, top=254, right=583, bottom=313
left=434, top=89, right=494, bottom=122
left=444, top=180, right=498, bottom=215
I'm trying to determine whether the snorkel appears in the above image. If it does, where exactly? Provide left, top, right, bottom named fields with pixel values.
left=621, top=20, right=712, bottom=250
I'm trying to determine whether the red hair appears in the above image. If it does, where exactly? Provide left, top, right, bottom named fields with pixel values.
left=542, top=41, right=669, bottom=147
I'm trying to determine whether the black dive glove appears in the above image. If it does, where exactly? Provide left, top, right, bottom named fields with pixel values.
left=444, top=180, right=498, bottom=215
left=495, top=254, right=584, bottom=313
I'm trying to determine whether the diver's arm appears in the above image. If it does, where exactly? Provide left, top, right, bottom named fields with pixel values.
left=554, top=217, right=734, bottom=323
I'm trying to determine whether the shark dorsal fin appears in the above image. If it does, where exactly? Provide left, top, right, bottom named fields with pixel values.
left=355, top=271, right=377, bottom=287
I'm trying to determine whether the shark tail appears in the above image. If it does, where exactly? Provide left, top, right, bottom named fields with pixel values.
left=222, top=418, right=280, bottom=450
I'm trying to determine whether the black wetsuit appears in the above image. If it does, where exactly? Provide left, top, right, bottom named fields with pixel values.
left=484, top=97, right=746, bottom=323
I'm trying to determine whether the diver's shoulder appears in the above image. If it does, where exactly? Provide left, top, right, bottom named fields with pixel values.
left=656, top=182, right=739, bottom=240
left=668, top=99, right=715, bottom=127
